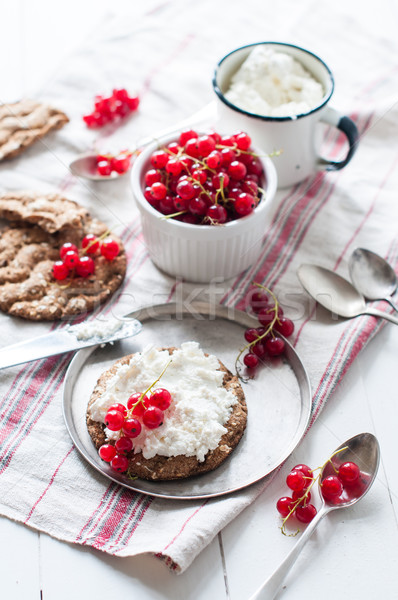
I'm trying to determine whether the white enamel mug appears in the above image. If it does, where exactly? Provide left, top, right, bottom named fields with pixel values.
left=213, top=42, right=359, bottom=188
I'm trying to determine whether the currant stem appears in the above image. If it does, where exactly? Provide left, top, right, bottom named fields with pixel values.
left=126, top=359, right=172, bottom=417
left=279, top=446, right=349, bottom=535
left=235, top=283, right=280, bottom=380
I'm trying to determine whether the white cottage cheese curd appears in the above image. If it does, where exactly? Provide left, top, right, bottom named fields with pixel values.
left=225, top=46, right=324, bottom=117
left=69, top=318, right=123, bottom=341
left=89, top=342, right=238, bottom=462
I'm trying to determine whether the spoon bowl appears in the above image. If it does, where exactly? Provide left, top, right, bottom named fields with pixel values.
left=297, top=263, right=398, bottom=325
left=69, top=101, right=217, bottom=181
left=69, top=154, right=131, bottom=181
left=349, top=247, right=398, bottom=312
left=250, top=432, right=380, bottom=600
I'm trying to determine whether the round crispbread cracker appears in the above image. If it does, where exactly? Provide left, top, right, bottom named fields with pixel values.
left=86, top=348, right=247, bottom=481
left=0, top=218, right=126, bottom=321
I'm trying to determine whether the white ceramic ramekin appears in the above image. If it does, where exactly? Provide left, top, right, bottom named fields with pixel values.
left=131, top=133, right=277, bottom=283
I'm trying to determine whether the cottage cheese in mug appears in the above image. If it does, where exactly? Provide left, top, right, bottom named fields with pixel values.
left=225, top=46, right=324, bottom=117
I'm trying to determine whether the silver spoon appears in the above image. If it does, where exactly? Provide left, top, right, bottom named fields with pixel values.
left=250, top=432, right=380, bottom=600
left=69, top=101, right=217, bottom=181
left=297, top=263, right=398, bottom=325
left=349, top=247, right=398, bottom=312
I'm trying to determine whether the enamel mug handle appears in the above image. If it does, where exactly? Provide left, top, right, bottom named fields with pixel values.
left=318, top=106, right=359, bottom=171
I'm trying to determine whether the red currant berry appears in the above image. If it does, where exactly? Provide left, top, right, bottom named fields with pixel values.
left=60, top=242, right=78, bottom=260
left=142, top=406, right=164, bottom=429
left=235, top=131, right=252, bottom=151
left=112, top=88, right=129, bottom=101
left=111, top=154, right=131, bottom=174
left=258, top=308, right=274, bottom=327
left=241, top=179, right=258, bottom=196
left=292, top=489, right=312, bottom=504
left=107, top=403, right=127, bottom=416
left=52, top=261, right=70, bottom=281
left=244, top=328, right=259, bottom=343
left=110, top=454, right=129, bottom=473
left=198, top=135, right=216, bottom=157
left=286, top=469, right=306, bottom=492
left=100, top=238, right=120, bottom=261
left=206, top=151, right=222, bottom=169
left=83, top=113, right=97, bottom=128
left=165, top=159, right=183, bottom=176
left=179, top=129, right=198, bottom=146
left=115, top=436, right=133, bottom=454
left=191, top=169, right=207, bottom=185
left=292, top=464, right=314, bottom=482
left=82, top=234, right=99, bottom=255
left=144, top=169, right=161, bottom=186
left=243, top=353, right=259, bottom=368
left=275, top=317, right=295, bottom=337
left=75, top=256, right=95, bottom=278
left=150, top=182, right=167, bottom=201
left=126, top=95, right=139, bottom=111
left=104, top=409, right=125, bottom=431
left=228, top=160, right=247, bottom=180
left=174, top=196, right=189, bottom=211
left=220, top=135, right=235, bottom=147
left=97, top=160, right=112, bottom=176
left=295, top=503, right=317, bottom=523
left=63, top=250, right=80, bottom=269
left=176, top=179, right=196, bottom=200
left=235, top=192, right=256, bottom=216
left=265, top=336, right=285, bottom=356
left=220, top=147, right=237, bottom=165
left=150, top=150, right=169, bottom=169
left=99, top=444, right=117, bottom=462
left=249, top=290, right=269, bottom=314
left=127, top=393, right=150, bottom=413
left=184, top=138, right=201, bottom=158
left=149, top=388, right=172, bottom=410
left=252, top=342, right=266, bottom=357
left=158, top=196, right=175, bottom=215
left=122, top=418, right=142, bottom=438
left=321, top=475, right=343, bottom=499
left=247, top=156, right=263, bottom=177
left=338, top=461, right=360, bottom=484
left=212, top=172, right=230, bottom=189
left=189, top=197, right=207, bottom=216
left=276, top=496, right=294, bottom=518
left=206, top=204, right=227, bottom=224
left=167, top=142, right=180, bottom=154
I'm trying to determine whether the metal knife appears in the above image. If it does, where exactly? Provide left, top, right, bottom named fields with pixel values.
left=0, top=317, right=142, bottom=370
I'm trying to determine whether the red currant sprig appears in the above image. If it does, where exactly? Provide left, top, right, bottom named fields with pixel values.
left=236, top=283, right=294, bottom=380
left=52, top=231, right=120, bottom=282
left=98, top=361, right=173, bottom=474
left=96, top=150, right=135, bottom=177
left=142, top=129, right=267, bottom=226
left=277, top=449, right=363, bottom=536
left=83, top=88, right=139, bottom=129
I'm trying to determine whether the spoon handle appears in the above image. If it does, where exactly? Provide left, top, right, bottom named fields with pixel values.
left=365, top=307, right=398, bottom=325
left=386, top=296, right=398, bottom=313
left=248, top=505, right=329, bottom=600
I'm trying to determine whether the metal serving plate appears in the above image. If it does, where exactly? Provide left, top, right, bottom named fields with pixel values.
left=63, top=302, right=311, bottom=500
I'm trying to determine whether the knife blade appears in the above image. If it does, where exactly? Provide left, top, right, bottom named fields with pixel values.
left=0, top=317, right=142, bottom=370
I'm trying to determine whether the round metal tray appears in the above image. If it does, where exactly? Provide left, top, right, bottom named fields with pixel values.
left=63, top=302, right=311, bottom=500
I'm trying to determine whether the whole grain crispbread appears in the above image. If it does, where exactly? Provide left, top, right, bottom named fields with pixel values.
left=0, top=99, right=69, bottom=161
left=0, top=193, right=126, bottom=321
left=86, top=348, right=247, bottom=481
left=0, top=191, right=89, bottom=233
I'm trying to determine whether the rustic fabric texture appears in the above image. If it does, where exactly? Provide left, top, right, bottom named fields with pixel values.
left=0, top=0, right=397, bottom=573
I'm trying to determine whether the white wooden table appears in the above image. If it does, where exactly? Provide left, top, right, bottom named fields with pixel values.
left=1, top=2, right=397, bottom=598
